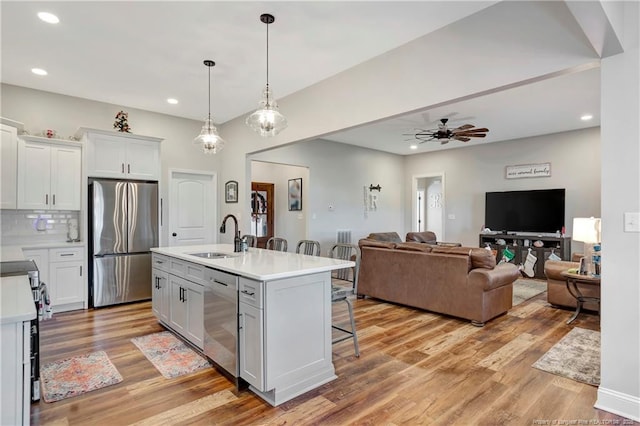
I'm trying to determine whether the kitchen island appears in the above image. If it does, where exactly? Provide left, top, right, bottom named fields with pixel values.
left=150, top=244, right=355, bottom=406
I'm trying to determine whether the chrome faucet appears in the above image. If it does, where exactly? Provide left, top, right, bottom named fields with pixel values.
left=220, top=214, right=242, bottom=252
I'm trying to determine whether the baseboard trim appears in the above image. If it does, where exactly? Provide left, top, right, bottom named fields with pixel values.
left=595, top=386, right=640, bottom=422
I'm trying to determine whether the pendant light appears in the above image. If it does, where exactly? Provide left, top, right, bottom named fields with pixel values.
left=246, top=13, right=287, bottom=137
left=193, top=60, right=225, bottom=154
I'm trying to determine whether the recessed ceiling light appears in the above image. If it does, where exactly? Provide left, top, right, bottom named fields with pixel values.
left=581, top=114, right=593, bottom=121
left=31, top=68, right=48, bottom=76
left=167, top=98, right=179, bottom=105
left=38, top=12, right=59, bottom=24
left=410, top=144, right=418, bottom=150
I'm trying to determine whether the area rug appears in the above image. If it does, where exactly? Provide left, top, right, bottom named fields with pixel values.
left=40, top=351, right=123, bottom=402
left=131, top=331, right=211, bottom=379
left=532, top=327, right=600, bottom=386
left=512, top=278, right=547, bottom=306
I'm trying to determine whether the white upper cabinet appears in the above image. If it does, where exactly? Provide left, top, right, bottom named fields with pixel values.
left=1, top=121, right=20, bottom=209
left=17, top=136, right=82, bottom=210
left=78, top=128, right=163, bottom=181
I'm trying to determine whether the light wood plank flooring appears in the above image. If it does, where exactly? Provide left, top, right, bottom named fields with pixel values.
left=32, top=291, right=635, bottom=425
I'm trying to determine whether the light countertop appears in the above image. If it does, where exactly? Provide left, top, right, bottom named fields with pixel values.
left=0, top=276, right=37, bottom=324
left=152, top=244, right=355, bottom=281
left=1, top=241, right=84, bottom=262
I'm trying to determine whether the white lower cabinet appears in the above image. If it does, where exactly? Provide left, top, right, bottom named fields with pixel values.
left=168, top=275, right=204, bottom=349
left=1, top=321, right=31, bottom=426
left=152, top=269, right=170, bottom=324
left=152, top=256, right=205, bottom=350
left=23, top=246, right=85, bottom=313
left=239, top=300, right=264, bottom=391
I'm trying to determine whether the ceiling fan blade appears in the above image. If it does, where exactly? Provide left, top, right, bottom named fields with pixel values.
left=453, top=131, right=488, bottom=137
left=453, top=136, right=471, bottom=142
left=458, top=127, right=489, bottom=133
left=453, top=124, right=475, bottom=131
left=453, top=133, right=487, bottom=138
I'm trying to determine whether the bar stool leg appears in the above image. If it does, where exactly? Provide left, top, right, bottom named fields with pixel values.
left=344, top=298, right=360, bottom=357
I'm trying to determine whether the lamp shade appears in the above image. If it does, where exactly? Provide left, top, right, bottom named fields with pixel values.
left=572, top=217, right=601, bottom=243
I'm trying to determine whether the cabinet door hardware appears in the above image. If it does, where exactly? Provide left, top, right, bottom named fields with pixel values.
left=238, top=313, right=243, bottom=330
left=79, top=266, right=82, bottom=276
left=241, top=290, right=255, bottom=296
left=128, top=164, right=130, bottom=174
left=45, top=194, right=48, bottom=205
left=214, top=280, right=228, bottom=287
left=121, top=163, right=125, bottom=173
left=60, top=253, right=73, bottom=257
left=52, top=194, right=56, bottom=205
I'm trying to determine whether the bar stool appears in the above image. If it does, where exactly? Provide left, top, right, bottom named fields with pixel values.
left=329, top=243, right=360, bottom=357
left=242, top=234, right=257, bottom=248
left=266, top=237, right=288, bottom=252
left=295, top=240, right=321, bottom=256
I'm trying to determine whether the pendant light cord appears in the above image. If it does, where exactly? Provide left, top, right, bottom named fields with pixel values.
left=208, top=64, right=212, bottom=120
left=265, top=20, right=270, bottom=104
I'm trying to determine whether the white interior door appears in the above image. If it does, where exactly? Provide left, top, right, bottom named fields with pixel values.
left=169, top=170, right=216, bottom=246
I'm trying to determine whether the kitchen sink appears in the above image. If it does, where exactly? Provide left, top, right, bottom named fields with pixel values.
left=188, top=252, right=237, bottom=259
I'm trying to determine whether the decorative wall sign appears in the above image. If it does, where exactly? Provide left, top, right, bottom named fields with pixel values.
left=288, top=178, right=302, bottom=211
left=225, top=180, right=238, bottom=203
left=505, top=163, right=551, bottom=179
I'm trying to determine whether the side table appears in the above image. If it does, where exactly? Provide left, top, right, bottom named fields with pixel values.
left=560, top=271, right=601, bottom=324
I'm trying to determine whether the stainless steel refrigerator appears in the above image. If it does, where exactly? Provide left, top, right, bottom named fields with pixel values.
left=89, top=179, right=158, bottom=307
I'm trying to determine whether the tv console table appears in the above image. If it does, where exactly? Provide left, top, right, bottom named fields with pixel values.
left=478, top=233, right=571, bottom=279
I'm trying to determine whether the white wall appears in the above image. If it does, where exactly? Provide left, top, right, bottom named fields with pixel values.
left=1, top=84, right=219, bottom=246
left=596, top=1, right=640, bottom=420
left=250, top=161, right=308, bottom=251
left=404, top=128, right=601, bottom=249
left=250, top=140, right=405, bottom=250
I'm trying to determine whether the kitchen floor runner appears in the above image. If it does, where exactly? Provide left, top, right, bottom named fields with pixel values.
left=40, top=350, right=123, bottom=402
left=131, top=331, right=211, bottom=379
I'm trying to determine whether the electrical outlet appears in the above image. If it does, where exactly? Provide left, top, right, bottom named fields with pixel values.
left=624, top=212, right=640, bottom=232
left=448, top=214, right=456, bottom=220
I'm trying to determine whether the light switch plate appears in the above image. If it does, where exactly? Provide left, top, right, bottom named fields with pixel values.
left=624, top=212, right=640, bottom=232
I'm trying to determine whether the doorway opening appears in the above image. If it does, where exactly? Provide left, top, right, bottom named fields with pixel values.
left=413, top=173, right=445, bottom=240
left=250, top=182, right=274, bottom=248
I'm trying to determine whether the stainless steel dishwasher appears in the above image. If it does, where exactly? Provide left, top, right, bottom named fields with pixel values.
left=203, top=267, right=239, bottom=379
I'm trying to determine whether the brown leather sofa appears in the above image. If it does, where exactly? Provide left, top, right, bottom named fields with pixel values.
left=357, top=238, right=520, bottom=326
left=544, top=258, right=599, bottom=311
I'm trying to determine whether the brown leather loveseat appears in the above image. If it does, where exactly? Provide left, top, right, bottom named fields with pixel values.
left=357, top=233, right=520, bottom=326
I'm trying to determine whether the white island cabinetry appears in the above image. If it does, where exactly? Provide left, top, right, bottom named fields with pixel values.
left=151, top=244, right=353, bottom=406
left=151, top=253, right=204, bottom=349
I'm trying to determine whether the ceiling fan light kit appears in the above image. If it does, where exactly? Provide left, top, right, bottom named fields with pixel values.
left=246, top=13, right=288, bottom=138
left=406, top=118, right=489, bottom=145
left=193, top=60, right=226, bottom=154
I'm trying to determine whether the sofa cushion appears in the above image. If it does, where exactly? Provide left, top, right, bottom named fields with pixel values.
left=430, top=246, right=496, bottom=270
left=405, top=231, right=437, bottom=244
left=395, top=242, right=433, bottom=252
left=366, top=232, right=402, bottom=243
left=359, top=239, right=397, bottom=249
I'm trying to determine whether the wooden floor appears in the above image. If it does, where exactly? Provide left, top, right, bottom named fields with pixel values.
left=32, top=291, right=635, bottom=426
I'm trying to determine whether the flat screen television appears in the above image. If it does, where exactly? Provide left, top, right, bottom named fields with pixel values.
left=485, top=188, right=565, bottom=234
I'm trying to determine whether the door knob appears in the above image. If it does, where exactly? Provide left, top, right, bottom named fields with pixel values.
left=172, top=233, right=177, bottom=237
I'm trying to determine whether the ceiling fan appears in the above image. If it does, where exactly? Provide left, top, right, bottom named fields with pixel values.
left=405, top=118, right=489, bottom=145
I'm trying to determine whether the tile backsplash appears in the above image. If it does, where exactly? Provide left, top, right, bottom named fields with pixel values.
left=1, top=209, right=80, bottom=245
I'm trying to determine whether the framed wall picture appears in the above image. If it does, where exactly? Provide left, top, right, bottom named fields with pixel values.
left=288, top=178, right=302, bottom=211
left=225, top=180, right=238, bottom=203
